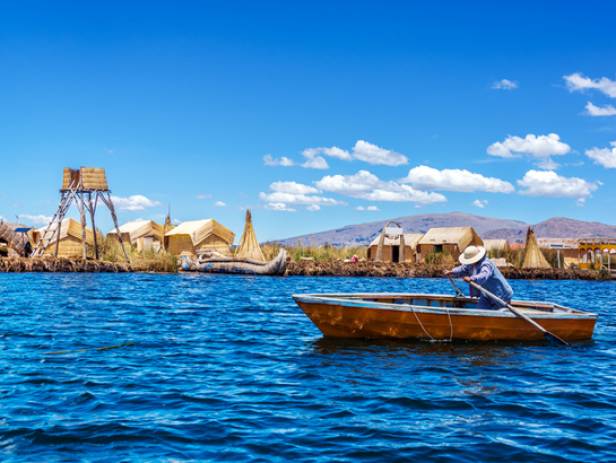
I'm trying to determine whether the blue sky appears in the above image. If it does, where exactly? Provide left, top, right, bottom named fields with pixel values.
left=1, top=1, right=615, bottom=241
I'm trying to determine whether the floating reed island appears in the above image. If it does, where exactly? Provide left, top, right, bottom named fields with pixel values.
left=1, top=166, right=614, bottom=279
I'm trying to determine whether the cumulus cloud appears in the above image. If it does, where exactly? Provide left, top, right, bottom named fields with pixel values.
left=402, top=165, right=514, bottom=193
left=20, top=214, right=53, bottom=225
left=492, top=79, right=518, bottom=90
left=316, top=170, right=446, bottom=205
left=564, top=73, right=616, bottom=98
left=263, top=154, right=294, bottom=167
left=270, top=181, right=319, bottom=195
left=303, top=146, right=352, bottom=161
left=111, top=195, right=161, bottom=211
left=259, top=181, right=342, bottom=212
left=517, top=170, right=599, bottom=204
left=302, top=149, right=329, bottom=170
left=472, top=199, right=488, bottom=209
left=585, top=101, right=616, bottom=117
left=306, top=204, right=320, bottom=212
left=487, top=133, right=571, bottom=169
left=585, top=141, right=616, bottom=168
left=266, top=202, right=296, bottom=212
left=356, top=205, right=379, bottom=211
left=214, top=201, right=227, bottom=207
left=351, top=140, right=408, bottom=166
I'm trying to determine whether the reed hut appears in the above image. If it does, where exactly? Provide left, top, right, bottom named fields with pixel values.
left=367, top=222, right=423, bottom=263
left=417, top=227, right=483, bottom=263
left=30, top=218, right=101, bottom=258
left=107, top=220, right=164, bottom=253
left=164, top=219, right=235, bottom=256
left=522, top=227, right=551, bottom=269
left=235, top=210, right=265, bottom=262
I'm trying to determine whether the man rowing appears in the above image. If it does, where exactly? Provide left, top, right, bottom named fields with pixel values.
left=445, top=245, right=513, bottom=310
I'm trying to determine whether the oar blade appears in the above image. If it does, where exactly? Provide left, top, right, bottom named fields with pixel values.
left=543, top=331, right=569, bottom=346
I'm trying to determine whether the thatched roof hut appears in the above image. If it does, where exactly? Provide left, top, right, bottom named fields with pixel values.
left=107, top=220, right=164, bottom=252
left=367, top=223, right=423, bottom=263
left=30, top=218, right=100, bottom=258
left=235, top=210, right=265, bottom=262
left=164, top=219, right=235, bottom=256
left=417, top=226, right=483, bottom=262
left=522, top=227, right=551, bottom=269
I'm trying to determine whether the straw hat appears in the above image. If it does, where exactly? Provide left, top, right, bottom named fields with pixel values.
left=459, top=245, right=486, bottom=265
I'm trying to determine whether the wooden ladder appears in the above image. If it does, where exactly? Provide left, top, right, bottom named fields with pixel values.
left=31, top=181, right=79, bottom=257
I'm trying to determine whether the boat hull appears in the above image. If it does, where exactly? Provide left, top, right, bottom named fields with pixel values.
left=293, top=294, right=596, bottom=342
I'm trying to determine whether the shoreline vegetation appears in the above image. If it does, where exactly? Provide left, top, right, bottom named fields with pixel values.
left=0, top=249, right=611, bottom=280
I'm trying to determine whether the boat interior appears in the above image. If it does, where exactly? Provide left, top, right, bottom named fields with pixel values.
left=306, top=293, right=583, bottom=315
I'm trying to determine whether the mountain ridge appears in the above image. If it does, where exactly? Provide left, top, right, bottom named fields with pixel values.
left=273, top=212, right=616, bottom=247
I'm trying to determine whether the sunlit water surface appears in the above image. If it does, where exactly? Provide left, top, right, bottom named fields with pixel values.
left=0, top=274, right=615, bottom=462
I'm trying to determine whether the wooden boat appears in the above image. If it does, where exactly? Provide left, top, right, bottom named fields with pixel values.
left=181, top=249, right=288, bottom=276
left=293, top=293, right=597, bottom=342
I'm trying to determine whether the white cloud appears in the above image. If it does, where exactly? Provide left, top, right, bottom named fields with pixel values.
left=196, top=193, right=212, bottom=200
left=303, top=146, right=352, bottom=161
left=402, top=165, right=514, bottom=193
left=214, top=201, right=227, bottom=207
left=270, top=181, right=319, bottom=195
left=487, top=133, right=571, bottom=169
left=492, top=79, right=518, bottom=90
left=264, top=154, right=294, bottom=167
left=316, top=170, right=446, bottom=205
left=356, top=205, right=379, bottom=211
left=20, top=214, right=53, bottom=226
left=517, top=170, right=599, bottom=204
left=351, top=140, right=408, bottom=166
left=585, top=141, right=616, bottom=168
left=260, top=181, right=342, bottom=211
left=472, top=199, right=488, bottom=209
left=487, top=133, right=571, bottom=158
left=306, top=204, right=320, bottom=212
left=564, top=73, right=616, bottom=98
left=111, top=195, right=161, bottom=211
left=585, top=101, right=616, bottom=117
left=301, top=154, right=329, bottom=169
left=266, top=202, right=296, bottom=212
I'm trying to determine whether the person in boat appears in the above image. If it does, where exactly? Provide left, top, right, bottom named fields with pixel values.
left=445, top=245, right=513, bottom=310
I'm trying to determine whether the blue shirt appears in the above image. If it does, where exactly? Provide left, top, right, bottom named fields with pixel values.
left=450, top=256, right=513, bottom=305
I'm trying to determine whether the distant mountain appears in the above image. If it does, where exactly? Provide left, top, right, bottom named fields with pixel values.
left=274, top=212, right=616, bottom=247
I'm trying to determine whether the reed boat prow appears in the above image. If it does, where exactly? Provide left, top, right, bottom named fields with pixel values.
left=293, top=293, right=597, bottom=342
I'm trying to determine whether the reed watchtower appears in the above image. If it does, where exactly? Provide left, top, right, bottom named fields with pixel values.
left=31, top=167, right=129, bottom=262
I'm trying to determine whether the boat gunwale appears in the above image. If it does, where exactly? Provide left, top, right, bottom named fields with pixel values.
left=292, top=293, right=597, bottom=320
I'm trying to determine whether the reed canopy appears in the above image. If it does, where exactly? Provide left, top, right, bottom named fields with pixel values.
left=164, top=219, right=235, bottom=256
left=61, top=167, right=109, bottom=191
left=235, top=210, right=265, bottom=262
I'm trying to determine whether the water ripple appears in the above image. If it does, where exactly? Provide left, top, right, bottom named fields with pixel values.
left=0, top=274, right=615, bottom=462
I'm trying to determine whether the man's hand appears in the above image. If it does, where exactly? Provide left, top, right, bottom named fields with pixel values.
left=444, top=270, right=452, bottom=276
left=463, top=276, right=472, bottom=283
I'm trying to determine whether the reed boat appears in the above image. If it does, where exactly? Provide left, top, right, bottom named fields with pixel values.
left=293, top=293, right=597, bottom=342
left=181, top=249, right=288, bottom=276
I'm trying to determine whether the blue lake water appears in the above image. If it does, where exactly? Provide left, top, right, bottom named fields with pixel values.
left=0, top=273, right=615, bottom=462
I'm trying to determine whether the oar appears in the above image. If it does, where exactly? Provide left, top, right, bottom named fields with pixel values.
left=466, top=279, right=569, bottom=346
left=447, top=275, right=465, bottom=298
